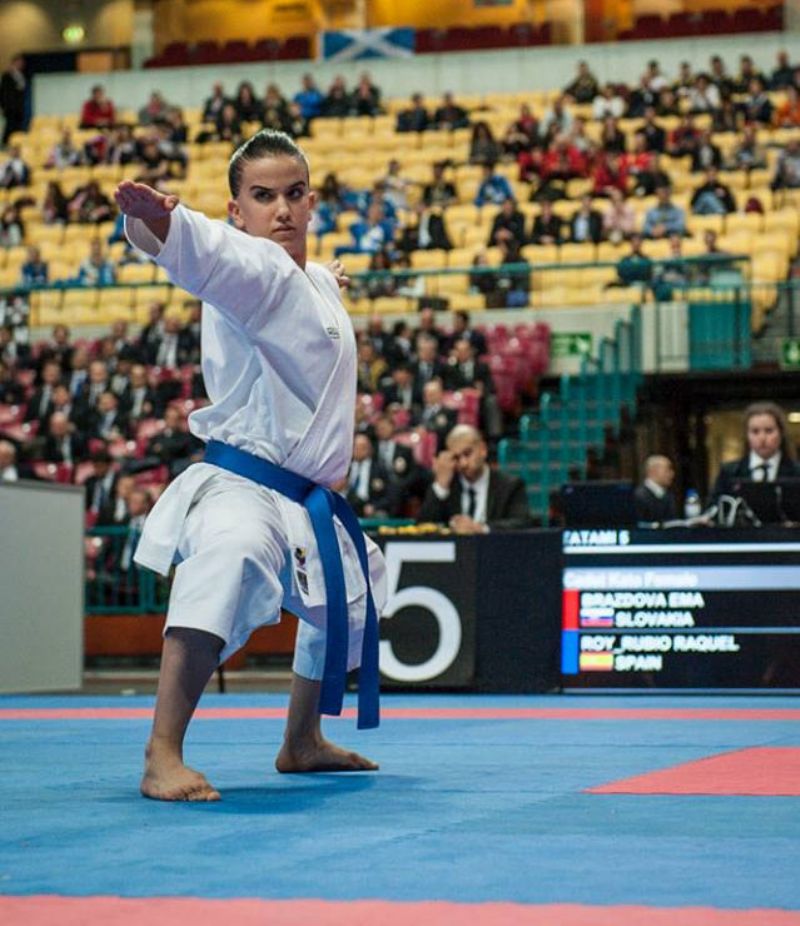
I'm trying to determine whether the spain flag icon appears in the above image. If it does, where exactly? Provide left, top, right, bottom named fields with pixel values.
left=579, top=652, right=615, bottom=671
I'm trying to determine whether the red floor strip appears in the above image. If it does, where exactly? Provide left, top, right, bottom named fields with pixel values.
left=588, top=747, right=800, bottom=796
left=1, top=707, right=800, bottom=722
left=2, top=898, right=800, bottom=926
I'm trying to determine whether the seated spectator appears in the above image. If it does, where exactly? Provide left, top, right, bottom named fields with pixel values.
left=599, top=116, right=626, bottom=154
left=283, top=101, right=310, bottom=139
left=564, top=60, right=600, bottom=104
left=351, top=72, right=381, bottom=117
left=627, top=147, right=669, bottom=197
left=668, top=114, right=701, bottom=158
left=154, top=120, right=188, bottom=178
left=323, top=75, right=351, bottom=118
left=774, top=85, right=800, bottom=128
left=654, top=87, right=679, bottom=118
left=641, top=107, right=666, bottom=153
left=112, top=488, right=152, bottom=582
left=0, top=323, right=31, bottom=368
left=412, top=335, right=448, bottom=392
left=0, top=439, right=20, bottom=482
left=540, top=95, right=573, bottom=138
left=615, top=234, right=652, bottom=286
left=771, top=50, right=796, bottom=90
left=398, top=203, right=452, bottom=252
left=673, top=61, right=695, bottom=100
left=147, top=313, right=194, bottom=368
left=592, top=84, right=625, bottom=121
left=740, top=78, right=773, bottom=125
left=19, top=245, right=48, bottom=287
left=99, top=473, right=136, bottom=527
left=591, top=151, right=629, bottom=198
left=38, top=323, right=73, bottom=375
left=346, top=433, right=401, bottom=519
left=65, top=346, right=90, bottom=400
left=446, top=341, right=503, bottom=441
left=123, top=364, right=157, bottom=420
left=652, top=234, right=688, bottom=300
left=293, top=74, right=324, bottom=121
left=416, top=424, right=530, bottom=532
left=414, top=306, right=445, bottom=353
left=414, top=378, right=458, bottom=452
left=709, top=55, right=734, bottom=97
left=69, top=180, right=114, bottom=224
left=602, top=187, right=637, bottom=243
left=41, top=180, right=69, bottom=225
left=771, top=139, right=800, bottom=190
left=474, top=162, right=513, bottom=207
left=380, top=158, right=412, bottom=212
left=355, top=249, right=396, bottom=301
left=145, top=404, right=201, bottom=477
left=133, top=137, right=171, bottom=186
left=88, top=390, right=129, bottom=442
left=690, top=129, right=722, bottom=173
left=731, top=123, right=767, bottom=170
left=139, top=91, right=169, bottom=125
left=634, top=455, right=677, bottom=524
left=24, top=358, right=62, bottom=424
left=336, top=201, right=392, bottom=257
left=488, top=197, right=526, bottom=249
left=503, top=104, right=539, bottom=157
left=42, top=411, right=86, bottom=465
left=259, top=83, right=287, bottom=131
left=0, top=144, right=30, bottom=189
left=434, top=91, right=469, bottom=131
left=469, top=121, right=500, bottom=166
left=642, top=186, right=686, bottom=239
left=356, top=338, right=389, bottom=394
left=396, top=92, right=430, bottom=133
left=712, top=98, right=741, bottom=134
left=80, top=85, right=116, bottom=129
left=422, top=161, right=457, bottom=208
left=733, top=55, right=767, bottom=94
left=626, top=75, right=659, bottom=118
left=569, top=194, right=603, bottom=244
left=45, top=130, right=82, bottom=169
left=105, top=124, right=137, bottom=165
left=373, top=413, right=422, bottom=493
left=445, top=310, right=487, bottom=357
left=233, top=80, right=264, bottom=123
left=687, top=74, right=721, bottom=114
left=0, top=205, right=24, bottom=248
left=0, top=359, right=25, bottom=405
left=380, top=362, right=420, bottom=414
left=536, top=133, right=587, bottom=199
left=202, top=82, right=229, bottom=123
left=211, top=102, right=242, bottom=145
left=530, top=199, right=563, bottom=244
left=76, top=240, right=116, bottom=286
left=691, top=167, right=736, bottom=215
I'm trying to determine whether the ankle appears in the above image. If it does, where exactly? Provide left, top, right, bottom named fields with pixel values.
left=145, top=735, right=183, bottom=764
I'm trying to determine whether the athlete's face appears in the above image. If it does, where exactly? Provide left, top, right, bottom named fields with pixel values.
left=229, top=155, right=316, bottom=266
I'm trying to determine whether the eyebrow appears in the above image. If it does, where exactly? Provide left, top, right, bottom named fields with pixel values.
left=249, top=181, right=307, bottom=195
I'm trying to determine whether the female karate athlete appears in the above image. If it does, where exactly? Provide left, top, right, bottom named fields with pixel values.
left=115, top=129, right=386, bottom=802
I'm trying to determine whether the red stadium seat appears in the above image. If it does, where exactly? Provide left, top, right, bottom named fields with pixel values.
left=0, top=404, right=25, bottom=427
left=444, top=388, right=481, bottom=427
left=33, top=461, right=73, bottom=483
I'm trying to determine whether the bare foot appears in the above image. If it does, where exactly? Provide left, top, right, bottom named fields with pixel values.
left=141, top=743, right=221, bottom=801
left=275, top=735, right=379, bottom=773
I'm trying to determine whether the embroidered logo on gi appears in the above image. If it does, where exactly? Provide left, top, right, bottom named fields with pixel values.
left=326, top=326, right=341, bottom=339
left=294, top=547, right=309, bottom=595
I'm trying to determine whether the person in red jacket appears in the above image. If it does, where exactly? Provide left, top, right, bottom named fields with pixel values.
left=80, top=85, right=116, bottom=129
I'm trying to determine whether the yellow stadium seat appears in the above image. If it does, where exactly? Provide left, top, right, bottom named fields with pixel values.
left=411, top=250, right=448, bottom=270
left=559, top=242, right=597, bottom=264
left=522, top=244, right=559, bottom=266
left=117, top=262, right=158, bottom=285
left=132, top=284, right=173, bottom=308
left=447, top=247, right=479, bottom=270
left=97, top=287, right=135, bottom=322
left=687, top=214, right=726, bottom=236
left=0, top=267, right=19, bottom=288
left=449, top=293, right=486, bottom=311
left=28, top=224, right=65, bottom=247
left=370, top=296, right=414, bottom=315
left=434, top=273, right=470, bottom=295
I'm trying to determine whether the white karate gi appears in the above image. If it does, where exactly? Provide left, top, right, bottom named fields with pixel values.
left=126, top=205, right=387, bottom=675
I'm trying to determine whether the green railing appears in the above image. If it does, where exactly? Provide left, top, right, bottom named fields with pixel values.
left=498, top=305, right=643, bottom=522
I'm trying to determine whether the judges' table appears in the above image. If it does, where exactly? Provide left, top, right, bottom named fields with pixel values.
left=372, top=528, right=800, bottom=692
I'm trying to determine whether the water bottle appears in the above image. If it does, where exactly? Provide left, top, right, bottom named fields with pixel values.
left=684, top=489, right=702, bottom=519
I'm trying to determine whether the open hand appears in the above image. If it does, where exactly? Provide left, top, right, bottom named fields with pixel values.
left=326, top=259, right=350, bottom=290
left=114, top=180, right=179, bottom=220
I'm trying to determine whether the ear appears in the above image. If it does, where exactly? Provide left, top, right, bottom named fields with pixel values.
left=307, top=188, right=318, bottom=212
left=228, top=198, right=245, bottom=231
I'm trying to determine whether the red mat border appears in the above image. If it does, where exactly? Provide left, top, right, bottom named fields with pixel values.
left=1, top=897, right=800, bottom=926
left=1, top=707, right=799, bottom=721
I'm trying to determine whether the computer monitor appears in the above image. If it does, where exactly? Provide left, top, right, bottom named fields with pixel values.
left=732, top=479, right=800, bottom=524
left=560, top=481, right=639, bottom=528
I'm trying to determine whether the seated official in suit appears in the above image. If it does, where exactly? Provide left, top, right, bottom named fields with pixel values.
left=416, top=424, right=531, bottom=533
left=634, top=454, right=677, bottom=523
left=711, top=401, right=800, bottom=501
left=346, top=433, right=403, bottom=519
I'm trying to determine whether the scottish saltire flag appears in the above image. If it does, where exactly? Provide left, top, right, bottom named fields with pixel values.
left=321, top=28, right=415, bottom=61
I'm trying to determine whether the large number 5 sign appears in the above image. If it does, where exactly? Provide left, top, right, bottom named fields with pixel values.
left=379, top=542, right=462, bottom=682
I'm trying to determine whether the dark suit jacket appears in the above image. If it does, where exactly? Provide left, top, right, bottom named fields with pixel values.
left=711, top=455, right=800, bottom=501
left=530, top=214, right=563, bottom=244
left=416, top=404, right=458, bottom=452
left=24, top=387, right=56, bottom=423
left=42, top=431, right=87, bottom=464
left=346, top=458, right=402, bottom=517
left=634, top=484, right=677, bottom=523
left=569, top=210, right=604, bottom=244
left=417, top=469, right=531, bottom=530
left=489, top=211, right=526, bottom=247
left=444, top=358, right=494, bottom=393
left=412, top=359, right=449, bottom=394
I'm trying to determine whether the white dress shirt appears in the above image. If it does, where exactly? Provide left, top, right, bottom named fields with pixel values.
left=748, top=451, right=781, bottom=482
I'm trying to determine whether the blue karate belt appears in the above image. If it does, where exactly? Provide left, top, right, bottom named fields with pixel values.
left=204, top=439, right=380, bottom=729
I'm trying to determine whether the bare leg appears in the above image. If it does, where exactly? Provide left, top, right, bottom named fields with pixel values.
left=140, top=627, right=224, bottom=801
left=275, top=673, right=378, bottom=773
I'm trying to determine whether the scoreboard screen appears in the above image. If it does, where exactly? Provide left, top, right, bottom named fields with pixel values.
left=560, top=528, right=800, bottom=689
